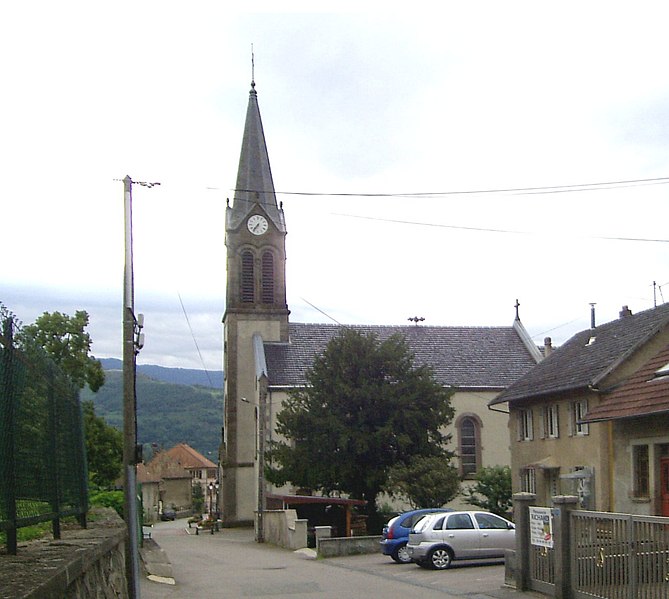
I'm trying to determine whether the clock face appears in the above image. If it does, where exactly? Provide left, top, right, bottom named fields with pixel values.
left=247, top=214, right=269, bottom=235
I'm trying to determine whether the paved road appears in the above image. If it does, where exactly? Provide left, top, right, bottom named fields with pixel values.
left=140, top=520, right=542, bottom=599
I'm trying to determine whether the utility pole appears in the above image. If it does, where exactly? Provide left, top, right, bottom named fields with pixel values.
left=122, top=175, right=157, bottom=599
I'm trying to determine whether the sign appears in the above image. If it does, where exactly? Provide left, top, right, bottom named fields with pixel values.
left=529, top=506, right=553, bottom=548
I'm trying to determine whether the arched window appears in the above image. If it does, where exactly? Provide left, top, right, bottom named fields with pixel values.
left=261, top=251, right=274, bottom=304
left=457, top=414, right=482, bottom=478
left=240, top=251, right=254, bottom=303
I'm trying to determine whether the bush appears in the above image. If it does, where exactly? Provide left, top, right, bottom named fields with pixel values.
left=89, top=490, right=124, bottom=518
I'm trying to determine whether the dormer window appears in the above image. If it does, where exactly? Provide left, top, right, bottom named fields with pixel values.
left=654, top=362, right=669, bottom=379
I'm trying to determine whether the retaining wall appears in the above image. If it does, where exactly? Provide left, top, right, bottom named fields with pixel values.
left=0, top=508, right=128, bottom=599
left=317, top=535, right=383, bottom=558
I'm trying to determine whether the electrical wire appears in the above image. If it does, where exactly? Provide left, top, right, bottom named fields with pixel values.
left=177, top=292, right=215, bottom=387
left=232, top=175, right=669, bottom=199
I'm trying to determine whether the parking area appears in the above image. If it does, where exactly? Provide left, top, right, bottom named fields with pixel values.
left=326, top=551, right=508, bottom=595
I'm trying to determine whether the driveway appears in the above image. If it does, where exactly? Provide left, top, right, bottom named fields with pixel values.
left=140, top=520, right=538, bottom=599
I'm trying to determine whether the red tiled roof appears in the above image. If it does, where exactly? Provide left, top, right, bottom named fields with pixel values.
left=584, top=344, right=669, bottom=422
left=164, top=443, right=216, bottom=469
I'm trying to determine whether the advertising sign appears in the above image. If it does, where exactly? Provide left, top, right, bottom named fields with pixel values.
left=529, top=506, right=553, bottom=548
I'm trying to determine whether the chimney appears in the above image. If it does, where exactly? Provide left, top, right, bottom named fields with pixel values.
left=619, top=305, right=633, bottom=319
left=590, top=303, right=596, bottom=329
left=544, top=337, right=553, bottom=358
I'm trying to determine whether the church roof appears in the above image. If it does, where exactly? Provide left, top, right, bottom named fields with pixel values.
left=490, top=302, right=669, bottom=406
left=227, top=82, right=285, bottom=233
left=263, top=322, right=541, bottom=390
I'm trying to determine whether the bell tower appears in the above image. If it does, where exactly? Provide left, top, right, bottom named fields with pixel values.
left=221, top=80, right=289, bottom=525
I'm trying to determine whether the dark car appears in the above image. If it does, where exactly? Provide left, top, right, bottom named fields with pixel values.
left=160, top=509, right=176, bottom=521
left=380, top=508, right=453, bottom=563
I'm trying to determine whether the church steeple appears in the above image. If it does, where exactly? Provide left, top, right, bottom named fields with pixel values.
left=227, top=83, right=286, bottom=234
left=221, top=80, right=289, bottom=526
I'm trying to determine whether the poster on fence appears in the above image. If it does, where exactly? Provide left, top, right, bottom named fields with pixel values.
left=529, top=506, right=553, bottom=548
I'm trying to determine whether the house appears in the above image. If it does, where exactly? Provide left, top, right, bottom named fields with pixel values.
left=582, top=340, right=669, bottom=516
left=144, top=449, right=193, bottom=517
left=490, top=302, right=669, bottom=514
left=164, top=443, right=217, bottom=496
left=137, top=462, right=162, bottom=523
left=220, top=79, right=543, bottom=525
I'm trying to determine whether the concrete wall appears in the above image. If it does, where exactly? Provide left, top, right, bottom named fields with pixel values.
left=0, top=508, right=127, bottom=599
left=261, top=509, right=308, bottom=550
left=317, top=535, right=383, bottom=558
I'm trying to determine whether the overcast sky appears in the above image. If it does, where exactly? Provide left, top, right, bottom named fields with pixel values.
left=2, top=3, right=668, bottom=371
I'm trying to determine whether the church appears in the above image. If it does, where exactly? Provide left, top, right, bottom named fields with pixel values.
left=221, top=80, right=543, bottom=526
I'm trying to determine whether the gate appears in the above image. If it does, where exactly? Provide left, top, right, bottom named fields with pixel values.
left=571, top=511, right=669, bottom=599
left=529, top=543, right=556, bottom=595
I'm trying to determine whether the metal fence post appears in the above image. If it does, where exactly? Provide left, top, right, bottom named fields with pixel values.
left=1, top=318, right=17, bottom=554
left=552, top=495, right=579, bottom=599
left=513, top=492, right=536, bottom=591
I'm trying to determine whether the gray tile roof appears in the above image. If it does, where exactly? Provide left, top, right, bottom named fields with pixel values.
left=263, top=322, right=540, bottom=389
left=490, top=302, right=669, bottom=406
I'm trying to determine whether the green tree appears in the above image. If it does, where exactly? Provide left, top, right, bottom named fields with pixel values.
left=385, top=455, right=460, bottom=508
left=266, top=329, right=455, bottom=531
left=462, top=465, right=513, bottom=516
left=19, top=310, right=105, bottom=391
left=82, top=400, right=123, bottom=488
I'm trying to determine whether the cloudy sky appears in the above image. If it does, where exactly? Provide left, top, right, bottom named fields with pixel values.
left=2, top=2, right=668, bottom=371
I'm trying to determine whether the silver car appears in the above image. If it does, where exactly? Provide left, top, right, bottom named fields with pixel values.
left=406, top=510, right=515, bottom=570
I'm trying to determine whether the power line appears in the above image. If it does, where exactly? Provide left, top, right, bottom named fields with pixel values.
left=232, top=175, right=669, bottom=199
left=177, top=292, right=214, bottom=387
left=332, top=213, right=669, bottom=243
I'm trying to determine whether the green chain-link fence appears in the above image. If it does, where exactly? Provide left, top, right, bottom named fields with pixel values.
left=0, top=311, right=88, bottom=554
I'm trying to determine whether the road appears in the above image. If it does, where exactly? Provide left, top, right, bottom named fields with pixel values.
left=140, top=519, right=536, bottom=599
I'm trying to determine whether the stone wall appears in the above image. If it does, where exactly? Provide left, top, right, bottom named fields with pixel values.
left=0, top=508, right=128, bottom=599
left=317, top=535, right=383, bottom=558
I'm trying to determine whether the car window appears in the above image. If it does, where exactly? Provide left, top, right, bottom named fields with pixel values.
left=475, top=513, right=510, bottom=530
left=412, top=515, right=431, bottom=532
left=432, top=515, right=446, bottom=530
left=446, top=513, right=475, bottom=530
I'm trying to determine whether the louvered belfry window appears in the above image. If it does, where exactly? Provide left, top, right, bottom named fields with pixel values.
left=241, top=251, right=254, bottom=302
left=261, top=251, right=274, bottom=304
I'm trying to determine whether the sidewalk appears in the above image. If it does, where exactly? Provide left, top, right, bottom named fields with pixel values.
left=140, top=524, right=546, bottom=599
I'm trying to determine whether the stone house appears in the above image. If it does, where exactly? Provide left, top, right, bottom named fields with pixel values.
left=490, top=302, right=669, bottom=515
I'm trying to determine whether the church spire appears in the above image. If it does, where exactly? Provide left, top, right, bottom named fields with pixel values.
left=228, top=81, right=285, bottom=233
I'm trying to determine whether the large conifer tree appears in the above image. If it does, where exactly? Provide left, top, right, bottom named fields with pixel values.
left=266, top=328, right=455, bottom=530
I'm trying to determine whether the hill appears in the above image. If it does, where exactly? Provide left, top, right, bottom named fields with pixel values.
left=99, top=358, right=223, bottom=389
left=82, top=368, right=223, bottom=459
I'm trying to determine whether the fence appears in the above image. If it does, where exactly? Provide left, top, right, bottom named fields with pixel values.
left=0, top=313, right=88, bottom=554
left=514, top=493, right=669, bottom=599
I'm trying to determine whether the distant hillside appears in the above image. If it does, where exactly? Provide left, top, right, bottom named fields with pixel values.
left=99, top=358, right=223, bottom=389
left=83, top=368, right=223, bottom=459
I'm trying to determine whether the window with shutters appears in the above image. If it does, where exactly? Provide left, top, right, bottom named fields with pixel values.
left=517, top=408, right=533, bottom=441
left=569, top=399, right=589, bottom=436
left=241, top=251, right=254, bottom=302
left=540, top=404, right=560, bottom=439
left=520, top=467, right=536, bottom=494
left=261, top=251, right=274, bottom=304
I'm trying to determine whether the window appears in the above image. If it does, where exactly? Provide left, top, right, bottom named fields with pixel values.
left=240, top=251, right=254, bottom=302
left=261, top=251, right=274, bottom=304
left=541, top=405, right=560, bottom=439
left=569, top=399, right=589, bottom=436
left=446, top=513, right=474, bottom=530
left=457, top=415, right=481, bottom=477
left=517, top=409, right=533, bottom=441
left=633, top=445, right=649, bottom=497
left=520, top=467, right=536, bottom=494
left=475, top=513, right=510, bottom=530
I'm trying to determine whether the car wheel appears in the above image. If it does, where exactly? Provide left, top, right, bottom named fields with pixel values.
left=391, top=543, right=412, bottom=564
left=427, top=547, right=453, bottom=570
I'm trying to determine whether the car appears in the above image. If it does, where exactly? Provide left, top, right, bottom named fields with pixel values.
left=160, top=509, right=177, bottom=521
left=380, top=508, right=453, bottom=563
left=406, top=510, right=515, bottom=570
